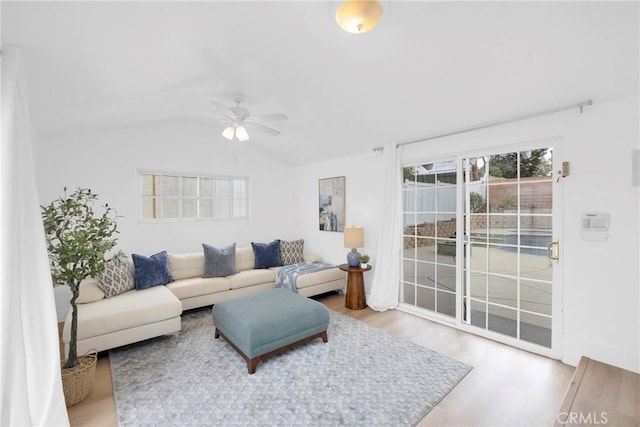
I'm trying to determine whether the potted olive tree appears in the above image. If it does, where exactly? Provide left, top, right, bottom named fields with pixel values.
left=41, top=187, right=121, bottom=406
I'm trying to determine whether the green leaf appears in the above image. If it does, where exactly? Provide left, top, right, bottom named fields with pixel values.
left=41, top=187, right=122, bottom=366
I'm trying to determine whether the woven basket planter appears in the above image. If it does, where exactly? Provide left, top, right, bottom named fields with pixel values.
left=61, top=351, right=97, bottom=407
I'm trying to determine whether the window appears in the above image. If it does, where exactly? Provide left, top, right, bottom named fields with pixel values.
left=139, top=171, right=248, bottom=221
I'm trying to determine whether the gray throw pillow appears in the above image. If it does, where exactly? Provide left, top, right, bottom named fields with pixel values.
left=202, top=242, right=238, bottom=278
left=280, top=239, right=305, bottom=265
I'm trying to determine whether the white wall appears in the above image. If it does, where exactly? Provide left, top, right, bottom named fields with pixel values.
left=292, top=151, right=387, bottom=275
left=53, top=286, right=71, bottom=322
left=37, top=98, right=639, bottom=372
left=293, top=96, right=640, bottom=373
left=34, top=121, right=296, bottom=255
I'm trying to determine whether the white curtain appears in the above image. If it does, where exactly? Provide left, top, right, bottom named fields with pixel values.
left=368, top=143, right=403, bottom=311
left=0, top=46, right=69, bottom=426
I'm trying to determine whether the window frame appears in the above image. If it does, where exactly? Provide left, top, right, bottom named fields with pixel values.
left=137, top=170, right=250, bottom=223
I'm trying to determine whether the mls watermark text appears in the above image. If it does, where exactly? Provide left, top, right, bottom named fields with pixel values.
left=556, top=412, right=609, bottom=425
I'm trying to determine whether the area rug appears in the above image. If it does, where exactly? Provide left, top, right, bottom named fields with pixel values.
left=109, top=307, right=472, bottom=426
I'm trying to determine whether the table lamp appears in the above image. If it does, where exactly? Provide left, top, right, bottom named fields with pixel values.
left=344, top=226, right=364, bottom=267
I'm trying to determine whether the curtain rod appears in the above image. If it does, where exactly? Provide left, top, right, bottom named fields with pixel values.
left=373, top=99, right=593, bottom=152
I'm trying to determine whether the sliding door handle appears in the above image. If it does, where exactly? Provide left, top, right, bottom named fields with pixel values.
left=547, top=240, right=559, bottom=263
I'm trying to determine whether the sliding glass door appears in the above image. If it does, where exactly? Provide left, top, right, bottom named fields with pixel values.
left=462, top=148, right=555, bottom=349
left=401, top=143, right=560, bottom=354
left=401, top=161, right=458, bottom=319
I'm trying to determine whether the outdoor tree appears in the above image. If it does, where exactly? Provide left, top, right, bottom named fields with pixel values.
left=489, top=153, right=518, bottom=178
left=489, top=149, right=551, bottom=179
left=469, top=192, right=487, bottom=213
left=520, top=149, right=552, bottom=177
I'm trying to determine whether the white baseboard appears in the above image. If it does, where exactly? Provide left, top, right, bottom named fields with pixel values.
left=563, top=333, right=640, bottom=373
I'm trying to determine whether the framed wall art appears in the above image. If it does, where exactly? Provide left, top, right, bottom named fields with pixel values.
left=318, top=176, right=345, bottom=232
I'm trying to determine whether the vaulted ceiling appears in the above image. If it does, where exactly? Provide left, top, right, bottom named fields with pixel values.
left=3, top=1, right=638, bottom=164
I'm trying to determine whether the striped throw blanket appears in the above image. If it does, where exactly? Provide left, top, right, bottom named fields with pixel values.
left=275, top=262, right=335, bottom=293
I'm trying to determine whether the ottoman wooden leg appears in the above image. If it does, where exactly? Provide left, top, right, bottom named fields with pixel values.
left=247, top=357, right=260, bottom=375
left=245, top=332, right=328, bottom=374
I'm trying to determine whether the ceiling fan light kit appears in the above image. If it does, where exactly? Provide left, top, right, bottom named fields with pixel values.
left=222, top=124, right=249, bottom=142
left=335, top=0, right=384, bottom=34
left=211, top=93, right=287, bottom=142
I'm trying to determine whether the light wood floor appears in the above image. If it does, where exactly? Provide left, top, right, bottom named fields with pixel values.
left=61, top=293, right=577, bottom=426
left=554, top=356, right=640, bottom=427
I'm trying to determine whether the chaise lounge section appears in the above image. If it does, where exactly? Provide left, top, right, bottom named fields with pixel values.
left=63, top=283, right=182, bottom=357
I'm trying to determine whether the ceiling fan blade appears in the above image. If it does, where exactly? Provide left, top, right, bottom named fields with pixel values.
left=209, top=100, right=235, bottom=120
left=244, top=122, right=281, bottom=136
left=247, top=113, right=288, bottom=122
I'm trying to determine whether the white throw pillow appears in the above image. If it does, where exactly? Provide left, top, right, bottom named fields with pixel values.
left=303, top=253, right=322, bottom=263
left=76, top=278, right=105, bottom=304
left=235, top=247, right=256, bottom=271
left=167, top=252, right=204, bottom=280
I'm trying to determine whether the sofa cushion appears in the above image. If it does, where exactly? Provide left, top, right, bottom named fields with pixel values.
left=295, top=267, right=344, bottom=289
left=166, top=276, right=230, bottom=300
left=227, top=269, right=276, bottom=290
left=76, top=278, right=105, bottom=304
left=280, top=239, right=305, bottom=265
left=69, top=285, right=181, bottom=341
left=132, top=251, right=174, bottom=290
left=168, top=252, right=204, bottom=280
left=203, top=242, right=237, bottom=278
left=95, top=259, right=135, bottom=298
left=235, top=247, right=255, bottom=271
left=251, top=240, right=283, bottom=269
left=303, top=253, right=322, bottom=263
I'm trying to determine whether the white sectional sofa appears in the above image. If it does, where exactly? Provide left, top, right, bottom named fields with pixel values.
left=62, top=247, right=344, bottom=356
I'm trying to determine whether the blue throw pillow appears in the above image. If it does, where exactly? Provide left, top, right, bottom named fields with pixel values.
left=202, top=242, right=237, bottom=278
left=251, top=240, right=283, bottom=269
left=132, top=251, right=174, bottom=290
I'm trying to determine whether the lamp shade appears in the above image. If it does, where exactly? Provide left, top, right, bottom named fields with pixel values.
left=335, top=0, right=384, bottom=34
left=344, top=226, right=364, bottom=248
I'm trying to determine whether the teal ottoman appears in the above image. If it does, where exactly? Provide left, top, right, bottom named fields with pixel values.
left=212, top=288, right=330, bottom=374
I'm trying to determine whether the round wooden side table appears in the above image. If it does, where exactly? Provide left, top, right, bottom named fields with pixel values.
left=338, top=264, right=372, bottom=310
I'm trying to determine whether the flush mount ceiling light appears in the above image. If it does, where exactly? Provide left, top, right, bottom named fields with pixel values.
left=335, top=0, right=384, bottom=34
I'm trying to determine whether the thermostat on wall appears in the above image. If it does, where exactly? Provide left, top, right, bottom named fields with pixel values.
left=581, top=212, right=610, bottom=241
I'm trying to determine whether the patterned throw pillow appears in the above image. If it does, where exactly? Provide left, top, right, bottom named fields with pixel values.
left=280, top=239, right=305, bottom=265
left=96, top=259, right=135, bottom=298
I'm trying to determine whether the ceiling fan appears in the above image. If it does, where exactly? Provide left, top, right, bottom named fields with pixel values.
left=210, top=93, right=288, bottom=142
